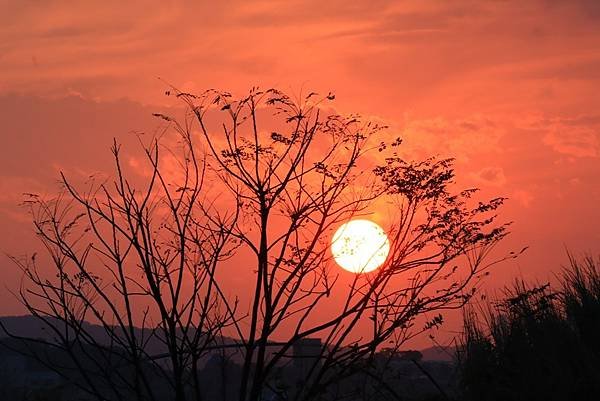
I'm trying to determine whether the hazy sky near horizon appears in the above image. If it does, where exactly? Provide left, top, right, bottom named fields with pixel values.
left=1, top=0, right=599, bottom=344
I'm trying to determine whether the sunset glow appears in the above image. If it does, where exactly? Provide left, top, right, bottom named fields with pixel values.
left=1, top=0, right=599, bottom=355
left=1, top=2, right=600, bottom=399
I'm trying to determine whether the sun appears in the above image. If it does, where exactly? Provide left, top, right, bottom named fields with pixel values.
left=331, top=219, right=390, bottom=273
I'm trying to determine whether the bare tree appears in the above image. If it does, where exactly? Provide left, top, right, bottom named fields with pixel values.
left=4, top=87, right=511, bottom=401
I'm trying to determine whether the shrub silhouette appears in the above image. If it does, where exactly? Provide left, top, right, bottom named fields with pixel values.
left=458, top=255, right=600, bottom=401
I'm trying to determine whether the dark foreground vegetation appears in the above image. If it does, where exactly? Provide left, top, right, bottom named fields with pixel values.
left=458, top=254, right=600, bottom=401
left=3, top=254, right=600, bottom=401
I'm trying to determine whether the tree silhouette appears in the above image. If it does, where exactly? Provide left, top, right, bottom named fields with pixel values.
left=5, top=87, right=509, bottom=401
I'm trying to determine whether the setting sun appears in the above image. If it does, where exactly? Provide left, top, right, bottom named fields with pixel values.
left=331, top=219, right=390, bottom=273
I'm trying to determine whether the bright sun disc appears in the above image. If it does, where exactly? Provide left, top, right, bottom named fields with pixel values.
left=331, top=219, right=390, bottom=273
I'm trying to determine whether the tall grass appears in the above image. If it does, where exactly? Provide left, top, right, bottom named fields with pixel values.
left=458, top=255, right=600, bottom=401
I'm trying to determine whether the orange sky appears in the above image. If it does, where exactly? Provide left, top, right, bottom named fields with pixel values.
left=1, top=0, right=599, bottom=346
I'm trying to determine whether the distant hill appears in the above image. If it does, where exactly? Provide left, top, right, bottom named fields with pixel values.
left=420, top=345, right=456, bottom=362
left=0, top=315, right=245, bottom=364
left=1, top=315, right=457, bottom=363
left=0, top=315, right=60, bottom=340
left=0, top=315, right=171, bottom=356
